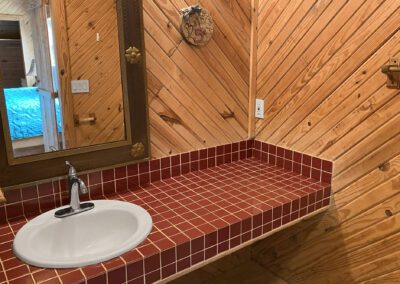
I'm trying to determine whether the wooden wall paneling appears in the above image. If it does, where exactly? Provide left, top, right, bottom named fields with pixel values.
left=257, top=0, right=289, bottom=51
left=65, top=0, right=125, bottom=147
left=252, top=156, right=400, bottom=282
left=146, top=51, right=222, bottom=147
left=51, top=0, right=77, bottom=148
left=247, top=0, right=258, bottom=137
left=263, top=3, right=399, bottom=145
left=363, top=269, right=400, bottom=284
left=254, top=0, right=400, bottom=282
left=144, top=0, right=248, bottom=120
left=257, top=0, right=333, bottom=89
left=143, top=0, right=251, bottom=156
left=256, top=0, right=392, bottom=142
left=282, top=31, right=400, bottom=151
left=145, top=35, right=238, bottom=142
left=255, top=0, right=351, bottom=137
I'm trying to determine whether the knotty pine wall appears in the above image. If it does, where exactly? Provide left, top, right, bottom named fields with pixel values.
left=252, top=1, right=400, bottom=283
left=65, top=0, right=125, bottom=147
left=63, top=0, right=250, bottom=153
left=143, top=0, right=251, bottom=158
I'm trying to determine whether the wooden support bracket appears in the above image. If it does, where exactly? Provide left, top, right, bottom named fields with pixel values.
left=381, top=58, right=400, bottom=89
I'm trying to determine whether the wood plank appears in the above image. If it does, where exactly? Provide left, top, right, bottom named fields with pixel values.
left=248, top=0, right=258, bottom=138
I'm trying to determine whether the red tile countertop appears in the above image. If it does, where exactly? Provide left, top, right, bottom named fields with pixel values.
left=0, top=157, right=331, bottom=284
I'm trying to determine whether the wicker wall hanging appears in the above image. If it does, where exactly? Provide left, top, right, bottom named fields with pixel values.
left=180, top=4, right=214, bottom=46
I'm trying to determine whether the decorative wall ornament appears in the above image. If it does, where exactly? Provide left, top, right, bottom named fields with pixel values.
left=125, top=46, right=142, bottom=64
left=130, top=142, right=145, bottom=158
left=180, top=4, right=214, bottom=46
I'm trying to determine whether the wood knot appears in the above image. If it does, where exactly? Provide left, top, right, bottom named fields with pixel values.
left=307, top=121, right=312, bottom=126
left=160, top=113, right=181, bottom=125
left=385, top=209, right=393, bottom=217
left=221, top=111, right=234, bottom=119
left=378, top=162, right=390, bottom=172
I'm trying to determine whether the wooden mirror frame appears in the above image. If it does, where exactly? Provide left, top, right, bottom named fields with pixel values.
left=0, top=0, right=150, bottom=187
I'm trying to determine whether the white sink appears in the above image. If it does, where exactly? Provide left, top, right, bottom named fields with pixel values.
left=13, top=200, right=152, bottom=268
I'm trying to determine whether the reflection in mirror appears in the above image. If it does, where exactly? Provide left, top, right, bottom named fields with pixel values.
left=0, top=0, right=126, bottom=159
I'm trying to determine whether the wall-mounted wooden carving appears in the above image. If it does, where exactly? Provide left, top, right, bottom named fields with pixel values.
left=74, top=113, right=96, bottom=126
left=381, top=58, right=400, bottom=89
left=180, top=4, right=213, bottom=46
left=131, top=142, right=145, bottom=158
left=125, top=46, right=142, bottom=64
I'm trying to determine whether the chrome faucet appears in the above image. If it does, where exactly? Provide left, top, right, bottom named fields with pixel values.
left=54, top=161, right=94, bottom=218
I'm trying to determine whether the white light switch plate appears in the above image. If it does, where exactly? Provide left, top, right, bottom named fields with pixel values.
left=71, top=80, right=90, bottom=93
left=255, top=99, right=264, bottom=119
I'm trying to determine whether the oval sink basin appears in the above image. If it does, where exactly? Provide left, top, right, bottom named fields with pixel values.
left=13, top=200, right=152, bottom=268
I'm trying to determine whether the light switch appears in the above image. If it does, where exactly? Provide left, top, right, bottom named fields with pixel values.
left=71, top=80, right=90, bottom=94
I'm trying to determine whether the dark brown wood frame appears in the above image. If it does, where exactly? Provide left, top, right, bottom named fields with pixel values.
left=0, top=0, right=150, bottom=187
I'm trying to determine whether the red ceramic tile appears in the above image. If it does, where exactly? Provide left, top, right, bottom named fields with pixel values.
left=88, top=274, right=107, bottom=284
left=59, top=270, right=85, bottom=283
left=127, top=259, right=143, bottom=281
left=161, top=247, right=176, bottom=267
left=127, top=164, right=139, bottom=176
left=9, top=274, right=35, bottom=284
left=4, top=189, right=22, bottom=204
left=0, top=140, right=332, bottom=284
left=176, top=257, right=190, bottom=272
left=107, top=266, right=126, bottom=284
left=37, top=182, right=54, bottom=197
left=103, top=181, right=116, bottom=195
left=145, top=269, right=160, bottom=283
left=162, top=262, right=176, bottom=279
left=88, top=171, right=102, bottom=185
left=150, top=159, right=161, bottom=171
left=102, top=169, right=115, bottom=183
left=115, top=166, right=127, bottom=179
left=21, top=186, right=38, bottom=201
left=6, top=203, right=23, bottom=220
left=23, top=199, right=40, bottom=217
left=191, top=236, right=204, bottom=254
left=144, top=254, right=160, bottom=273
left=81, top=264, right=106, bottom=279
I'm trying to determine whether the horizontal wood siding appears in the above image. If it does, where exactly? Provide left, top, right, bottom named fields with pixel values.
left=253, top=0, right=400, bottom=283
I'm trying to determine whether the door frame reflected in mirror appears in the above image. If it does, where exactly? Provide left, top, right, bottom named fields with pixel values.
left=0, top=0, right=150, bottom=187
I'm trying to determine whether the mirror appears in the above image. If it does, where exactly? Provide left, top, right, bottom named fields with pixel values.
left=0, top=0, right=127, bottom=158
left=0, top=0, right=149, bottom=187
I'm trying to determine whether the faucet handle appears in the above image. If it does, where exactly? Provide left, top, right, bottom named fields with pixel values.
left=65, top=161, right=77, bottom=176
